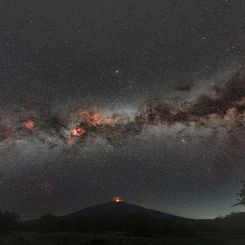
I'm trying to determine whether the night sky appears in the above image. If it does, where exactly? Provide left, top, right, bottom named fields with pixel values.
left=0, top=0, right=244, bottom=220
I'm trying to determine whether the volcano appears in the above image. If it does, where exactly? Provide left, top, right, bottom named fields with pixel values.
left=59, top=201, right=188, bottom=222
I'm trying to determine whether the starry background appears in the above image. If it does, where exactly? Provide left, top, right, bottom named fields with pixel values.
left=0, top=0, right=244, bottom=220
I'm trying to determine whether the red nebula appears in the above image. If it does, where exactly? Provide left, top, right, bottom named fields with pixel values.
left=71, top=127, right=85, bottom=137
left=90, top=113, right=102, bottom=126
left=80, top=111, right=102, bottom=127
left=24, top=119, right=35, bottom=130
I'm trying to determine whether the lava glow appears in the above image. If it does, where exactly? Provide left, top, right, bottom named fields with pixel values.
left=24, top=119, right=35, bottom=130
left=112, top=196, right=124, bottom=203
left=71, top=127, right=85, bottom=137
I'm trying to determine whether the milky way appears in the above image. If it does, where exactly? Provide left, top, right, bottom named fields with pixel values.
left=0, top=66, right=244, bottom=149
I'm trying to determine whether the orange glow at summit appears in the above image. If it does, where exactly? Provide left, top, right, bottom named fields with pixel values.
left=112, top=196, right=124, bottom=203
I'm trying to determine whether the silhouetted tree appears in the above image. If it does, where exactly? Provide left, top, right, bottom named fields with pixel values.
left=0, top=210, right=20, bottom=232
left=216, top=212, right=245, bottom=235
left=234, top=180, right=245, bottom=206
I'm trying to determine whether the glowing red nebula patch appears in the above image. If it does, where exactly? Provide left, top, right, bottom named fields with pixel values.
left=71, top=127, right=85, bottom=137
left=80, top=111, right=103, bottom=127
left=24, top=119, right=35, bottom=130
left=90, top=113, right=102, bottom=126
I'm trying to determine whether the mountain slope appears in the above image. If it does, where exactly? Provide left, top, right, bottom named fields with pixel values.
left=60, top=201, right=189, bottom=221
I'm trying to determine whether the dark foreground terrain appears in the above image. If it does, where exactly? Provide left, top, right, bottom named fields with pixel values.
left=1, top=231, right=245, bottom=245
left=2, top=202, right=245, bottom=245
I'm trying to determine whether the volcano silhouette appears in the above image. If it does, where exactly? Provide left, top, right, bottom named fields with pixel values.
left=60, top=201, right=187, bottom=221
